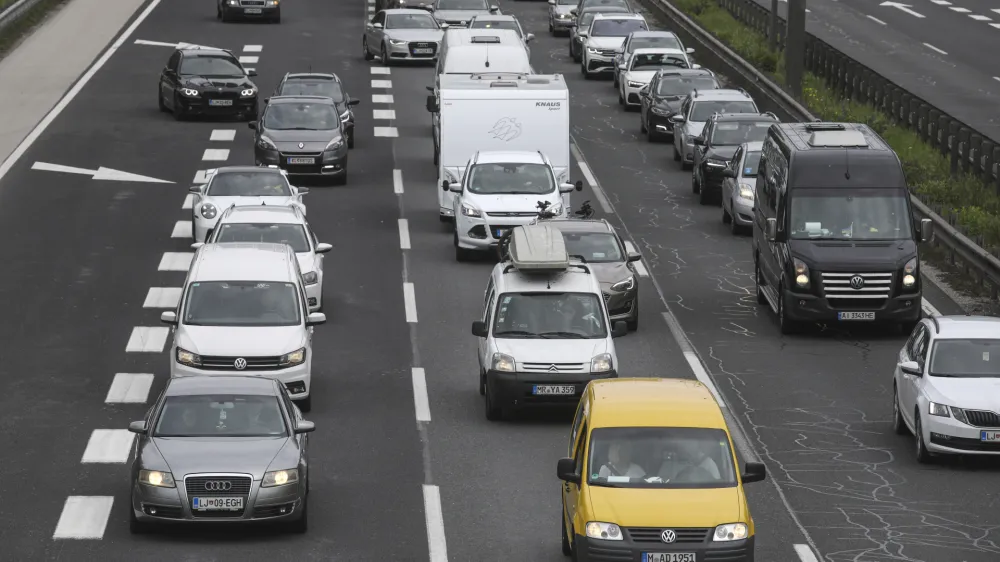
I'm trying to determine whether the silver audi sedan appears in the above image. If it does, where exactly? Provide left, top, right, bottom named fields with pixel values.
left=363, top=8, right=444, bottom=65
left=127, top=375, right=314, bottom=533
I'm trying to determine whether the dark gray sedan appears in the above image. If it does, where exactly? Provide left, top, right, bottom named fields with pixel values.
left=251, top=95, right=349, bottom=184
left=127, top=375, right=314, bottom=533
left=272, top=73, right=361, bottom=149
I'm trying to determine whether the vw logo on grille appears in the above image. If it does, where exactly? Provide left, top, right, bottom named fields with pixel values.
left=204, top=480, right=232, bottom=491
left=548, top=365, right=559, bottom=372
left=233, top=357, right=247, bottom=370
left=849, top=275, right=865, bottom=290
left=297, top=142, right=305, bottom=149
left=660, top=529, right=677, bottom=543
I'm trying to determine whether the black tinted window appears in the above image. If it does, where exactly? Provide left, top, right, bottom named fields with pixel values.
left=264, top=103, right=340, bottom=130
left=591, top=18, right=646, bottom=36
left=179, top=55, right=243, bottom=76
left=207, top=172, right=291, bottom=196
left=155, top=395, right=287, bottom=437
left=184, top=281, right=301, bottom=327
left=931, top=339, right=1000, bottom=378
left=278, top=80, right=344, bottom=102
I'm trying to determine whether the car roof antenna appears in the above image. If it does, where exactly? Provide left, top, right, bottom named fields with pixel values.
left=485, top=43, right=490, bottom=68
left=843, top=148, right=851, bottom=180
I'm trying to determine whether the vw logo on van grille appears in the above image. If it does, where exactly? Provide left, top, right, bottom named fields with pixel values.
left=234, top=358, right=247, bottom=370
left=203, top=480, right=232, bottom=491
left=660, top=529, right=677, bottom=543
left=849, top=275, right=865, bottom=290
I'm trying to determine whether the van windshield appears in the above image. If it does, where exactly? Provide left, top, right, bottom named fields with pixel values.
left=184, top=281, right=301, bottom=327
left=789, top=189, right=913, bottom=240
left=437, top=0, right=488, bottom=9
left=493, top=292, right=608, bottom=339
left=588, top=427, right=738, bottom=488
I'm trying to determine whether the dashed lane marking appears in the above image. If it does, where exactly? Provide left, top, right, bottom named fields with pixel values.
left=158, top=252, right=194, bottom=271
left=992, top=23, right=1000, bottom=28
left=125, top=327, right=169, bottom=353
left=924, top=42, right=948, bottom=55
left=930, top=0, right=951, bottom=4
left=171, top=220, right=192, bottom=239
left=623, top=241, right=649, bottom=277
left=53, top=497, right=114, bottom=539
left=243, top=44, right=262, bottom=52
left=143, top=287, right=182, bottom=308
left=202, top=149, right=229, bottom=161
left=866, top=14, right=887, bottom=24
left=949, top=6, right=970, bottom=12
left=794, top=544, right=820, bottom=562
left=398, top=219, right=411, bottom=249
left=210, top=129, right=236, bottom=141
left=922, top=298, right=941, bottom=317
left=371, top=79, right=393, bottom=88
left=374, top=127, right=399, bottom=137
left=193, top=169, right=209, bottom=183
left=371, top=67, right=391, bottom=74
left=970, top=14, right=991, bottom=21
left=393, top=169, right=404, bottom=194
left=239, top=55, right=259, bottom=64
left=182, top=194, right=194, bottom=209
left=105, top=373, right=155, bottom=404
left=81, top=430, right=135, bottom=463
left=403, top=282, right=418, bottom=322
left=372, top=94, right=394, bottom=104
left=422, top=485, right=449, bottom=562
left=411, top=368, right=431, bottom=422
left=374, top=109, right=396, bottom=120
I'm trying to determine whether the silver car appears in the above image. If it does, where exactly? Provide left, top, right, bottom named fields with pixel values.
left=431, top=0, right=498, bottom=28
left=127, top=375, right=314, bottom=533
left=364, top=9, right=444, bottom=64
left=721, top=141, right=762, bottom=235
left=548, top=0, right=577, bottom=35
left=468, top=14, right=534, bottom=55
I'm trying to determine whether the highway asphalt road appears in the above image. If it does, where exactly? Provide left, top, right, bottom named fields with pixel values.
left=0, top=0, right=997, bottom=560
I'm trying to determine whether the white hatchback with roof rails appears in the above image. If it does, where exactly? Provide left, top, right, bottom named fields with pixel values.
left=161, top=242, right=327, bottom=412
left=669, top=88, right=757, bottom=169
left=471, top=224, right=627, bottom=420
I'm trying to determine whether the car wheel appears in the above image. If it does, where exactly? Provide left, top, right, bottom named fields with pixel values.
left=681, top=157, right=692, bottom=171
left=618, top=88, right=624, bottom=105
left=691, top=170, right=700, bottom=194
left=479, top=368, right=486, bottom=396
left=893, top=384, right=908, bottom=435
left=128, top=501, right=148, bottom=534
left=755, top=259, right=767, bottom=305
left=221, top=6, right=232, bottom=22
left=454, top=231, right=473, bottom=262
left=172, top=94, right=186, bottom=121
left=778, top=284, right=799, bottom=335
left=673, top=143, right=681, bottom=161
left=381, top=44, right=392, bottom=66
left=484, top=378, right=503, bottom=421
left=914, top=412, right=933, bottom=463
left=363, top=37, right=374, bottom=61
left=639, top=113, right=647, bottom=133
left=549, top=21, right=554, bottom=33
left=627, top=300, right=638, bottom=331
left=561, top=509, right=572, bottom=556
left=216, top=2, right=222, bottom=19
left=698, top=177, right=711, bottom=205
left=157, top=88, right=168, bottom=112
left=296, top=394, right=312, bottom=413
left=347, top=129, right=355, bottom=149
left=333, top=168, right=347, bottom=186
left=722, top=201, right=732, bottom=224
left=899, top=319, right=919, bottom=335
left=271, top=10, right=281, bottom=23
left=730, top=205, right=743, bottom=235
left=289, top=497, right=308, bottom=533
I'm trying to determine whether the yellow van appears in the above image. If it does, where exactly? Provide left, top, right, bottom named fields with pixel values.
left=557, top=378, right=765, bottom=562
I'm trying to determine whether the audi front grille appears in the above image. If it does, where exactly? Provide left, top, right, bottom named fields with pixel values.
left=185, top=475, right=252, bottom=518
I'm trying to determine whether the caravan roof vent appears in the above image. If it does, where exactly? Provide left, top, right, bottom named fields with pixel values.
left=490, top=81, right=519, bottom=88
left=807, top=129, right=868, bottom=148
left=471, top=35, right=501, bottom=43
left=508, top=224, right=569, bottom=273
left=804, top=123, right=846, bottom=131
left=525, top=76, right=551, bottom=84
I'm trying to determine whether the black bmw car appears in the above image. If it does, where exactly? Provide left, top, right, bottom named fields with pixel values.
left=217, top=0, right=281, bottom=22
left=250, top=96, right=350, bottom=184
left=272, top=73, right=361, bottom=148
left=638, top=68, right=718, bottom=142
left=158, top=47, right=259, bottom=121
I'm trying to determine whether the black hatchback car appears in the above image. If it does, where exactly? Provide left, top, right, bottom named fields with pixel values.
left=638, top=68, right=719, bottom=142
left=250, top=96, right=350, bottom=184
left=158, top=47, right=259, bottom=121
left=692, top=112, right=778, bottom=204
left=272, top=73, right=361, bottom=148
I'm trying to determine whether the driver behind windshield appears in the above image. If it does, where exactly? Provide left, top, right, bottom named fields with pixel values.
left=598, top=441, right=646, bottom=478
left=654, top=436, right=721, bottom=483
left=711, top=122, right=768, bottom=145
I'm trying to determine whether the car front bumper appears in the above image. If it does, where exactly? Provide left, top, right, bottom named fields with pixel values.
left=486, top=369, right=617, bottom=409
left=647, top=112, right=675, bottom=137
left=783, top=287, right=922, bottom=325
left=551, top=16, right=574, bottom=29
left=603, top=289, right=638, bottom=323
left=573, top=534, right=754, bottom=562
left=456, top=213, right=539, bottom=251
left=925, top=413, right=1000, bottom=455
left=132, top=477, right=304, bottom=524
left=730, top=197, right=754, bottom=226
left=255, top=147, right=348, bottom=176
left=177, top=94, right=257, bottom=117
left=700, top=167, right=727, bottom=198
left=621, top=81, right=648, bottom=105
left=385, top=40, right=439, bottom=61
left=170, top=360, right=312, bottom=400
left=221, top=3, right=280, bottom=19
left=585, top=53, right=615, bottom=73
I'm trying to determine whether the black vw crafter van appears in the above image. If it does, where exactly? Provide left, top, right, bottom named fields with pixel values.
left=751, top=122, right=933, bottom=334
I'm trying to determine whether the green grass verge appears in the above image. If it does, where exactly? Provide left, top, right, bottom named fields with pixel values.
left=0, top=0, right=71, bottom=60
left=670, top=0, right=1000, bottom=250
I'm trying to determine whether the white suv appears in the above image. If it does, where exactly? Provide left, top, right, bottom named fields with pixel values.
left=669, top=88, right=757, bottom=170
left=581, top=13, right=647, bottom=79
left=448, top=150, right=582, bottom=261
left=160, top=242, right=326, bottom=412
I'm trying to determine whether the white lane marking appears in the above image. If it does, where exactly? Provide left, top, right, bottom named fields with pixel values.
left=243, top=44, right=263, bottom=52
left=171, top=220, right=192, bottom=239
left=866, top=14, right=887, bottom=24
left=570, top=142, right=612, bottom=213
left=210, top=129, right=236, bottom=141
left=239, top=55, right=259, bottom=64
left=32, top=162, right=174, bottom=183
left=158, top=252, right=194, bottom=271
left=399, top=219, right=411, bottom=249
left=374, top=127, right=399, bottom=137
left=374, top=109, right=397, bottom=120
left=125, top=327, right=169, bottom=353
left=373, top=94, right=394, bottom=104
left=794, top=544, right=820, bottom=562
left=371, top=79, right=393, bottom=88
left=993, top=8, right=1000, bottom=13
left=992, top=23, right=1000, bottom=28
left=105, top=373, right=155, bottom=404
left=143, top=287, right=182, bottom=308
left=930, top=0, right=950, bottom=4
left=393, top=169, right=404, bottom=194
left=422, top=485, right=449, bottom=562
left=949, top=6, right=970, bottom=12
left=53, top=497, right=114, bottom=539
left=371, top=67, right=391, bottom=74
left=880, top=1, right=924, bottom=17
left=969, top=14, right=991, bottom=20
left=367, top=0, right=375, bottom=3
left=623, top=241, right=649, bottom=277
left=411, top=368, right=431, bottom=422
left=924, top=42, right=948, bottom=55
left=182, top=194, right=194, bottom=209
left=202, top=149, right=230, bottom=161
left=403, top=283, right=418, bottom=322
left=0, top=0, right=164, bottom=182
left=922, top=298, right=942, bottom=317
left=81, top=430, right=135, bottom=463
left=995, top=76, right=1000, bottom=81
left=245, top=67, right=255, bottom=73
left=193, top=169, right=209, bottom=183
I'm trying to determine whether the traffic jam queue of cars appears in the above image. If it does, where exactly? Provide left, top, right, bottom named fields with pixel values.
left=129, top=2, right=1000, bottom=561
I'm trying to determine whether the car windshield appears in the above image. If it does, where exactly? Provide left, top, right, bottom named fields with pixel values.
left=154, top=395, right=287, bottom=438
left=206, top=172, right=291, bottom=196
left=264, top=102, right=340, bottom=130
left=179, top=55, right=244, bottom=77
left=789, top=189, right=913, bottom=240
left=709, top=121, right=772, bottom=145
left=493, top=292, right=607, bottom=339
left=656, top=75, right=717, bottom=96
left=470, top=20, right=521, bottom=36
left=562, top=232, right=623, bottom=263
left=628, top=36, right=680, bottom=52
left=184, top=281, right=301, bottom=327
left=630, top=53, right=687, bottom=70
left=557, top=0, right=576, bottom=5
left=437, top=0, right=487, bottom=9
left=278, top=79, right=344, bottom=102
left=690, top=100, right=756, bottom=122
left=930, top=339, right=1000, bottom=378
left=742, top=151, right=761, bottom=177
left=466, top=163, right=554, bottom=195
left=214, top=223, right=311, bottom=253
left=386, top=13, right=439, bottom=28
left=587, top=427, right=738, bottom=488
left=591, top=18, right=645, bottom=36
left=582, top=0, right=629, bottom=8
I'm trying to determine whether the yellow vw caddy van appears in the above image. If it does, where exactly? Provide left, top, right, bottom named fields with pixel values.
left=557, top=378, right=766, bottom=562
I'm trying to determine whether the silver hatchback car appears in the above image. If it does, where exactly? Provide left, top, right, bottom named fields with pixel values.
left=720, top=141, right=762, bottom=235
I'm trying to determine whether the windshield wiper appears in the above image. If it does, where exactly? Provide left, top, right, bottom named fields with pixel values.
left=268, top=127, right=316, bottom=131
left=538, top=331, right=588, bottom=339
left=588, top=481, right=624, bottom=488
left=494, top=330, right=538, bottom=337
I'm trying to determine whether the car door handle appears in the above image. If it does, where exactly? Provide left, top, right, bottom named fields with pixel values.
left=564, top=484, right=571, bottom=493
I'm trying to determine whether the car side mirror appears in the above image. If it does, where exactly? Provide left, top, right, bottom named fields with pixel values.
left=611, top=321, right=628, bottom=338
left=471, top=320, right=488, bottom=337
left=557, top=457, right=581, bottom=484
left=315, top=242, right=333, bottom=253
left=765, top=217, right=777, bottom=241
left=722, top=168, right=736, bottom=178
left=449, top=182, right=462, bottom=193
left=570, top=7, right=577, bottom=14
left=919, top=218, right=932, bottom=242
left=190, top=242, right=205, bottom=249
left=489, top=4, right=498, bottom=11
left=247, top=69, right=257, bottom=77
left=160, top=311, right=178, bottom=325
left=740, top=461, right=766, bottom=483
left=669, top=114, right=685, bottom=124
left=296, top=186, right=310, bottom=194
left=373, top=22, right=383, bottom=29
left=188, top=185, right=203, bottom=193
left=263, top=97, right=270, bottom=104
left=440, top=21, right=449, bottom=28
left=693, top=136, right=704, bottom=146
left=306, top=312, right=327, bottom=326
left=548, top=0, right=555, bottom=4
left=348, top=98, right=361, bottom=106
left=294, top=420, right=316, bottom=434
left=627, top=251, right=641, bottom=262
left=128, top=421, right=148, bottom=435
left=691, top=64, right=702, bottom=69
left=575, top=180, right=583, bottom=191
left=686, top=47, right=695, bottom=54
left=441, top=180, right=450, bottom=191
left=426, top=95, right=438, bottom=113
left=559, top=182, right=576, bottom=193
left=899, top=360, right=922, bottom=377
left=247, top=121, right=257, bottom=129
left=525, top=33, right=535, bottom=42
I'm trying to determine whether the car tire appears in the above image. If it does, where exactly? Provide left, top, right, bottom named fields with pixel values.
left=479, top=368, right=486, bottom=396
left=172, top=94, right=186, bottom=121
left=899, top=319, right=919, bottom=335
left=484, top=379, right=503, bottom=421
left=454, top=231, right=473, bottom=262
left=381, top=44, right=392, bottom=66
left=730, top=204, right=742, bottom=235
left=691, top=170, right=700, bottom=194
left=639, top=113, right=647, bottom=133
left=363, top=37, right=374, bottom=61
left=681, top=158, right=692, bottom=171
left=673, top=144, right=681, bottom=161
left=333, top=169, right=347, bottom=186
left=722, top=201, right=732, bottom=224
left=777, top=284, right=800, bottom=335
left=549, top=21, right=554, bottom=33
left=158, top=88, right=168, bottom=112
left=627, top=300, right=638, bottom=331
left=755, top=259, right=768, bottom=305
left=297, top=394, right=312, bottom=413
left=698, top=178, right=711, bottom=206
left=347, top=129, right=355, bottom=149
left=914, top=412, right=933, bottom=463
left=271, top=10, right=281, bottom=23
left=289, top=497, right=308, bottom=533
left=128, top=502, right=148, bottom=534
left=893, top=384, right=908, bottom=435
left=561, top=509, right=572, bottom=556
left=216, top=2, right=222, bottom=19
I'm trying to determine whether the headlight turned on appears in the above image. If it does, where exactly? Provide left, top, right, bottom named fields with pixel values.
left=591, top=353, right=613, bottom=373
left=903, top=257, right=917, bottom=288
left=713, top=523, right=748, bottom=541
left=793, top=258, right=809, bottom=288
left=586, top=521, right=623, bottom=541
left=262, top=469, right=299, bottom=487
left=280, top=348, right=306, bottom=367
left=610, top=277, right=635, bottom=292
left=176, top=347, right=201, bottom=367
left=492, top=352, right=515, bottom=372
left=139, top=470, right=175, bottom=488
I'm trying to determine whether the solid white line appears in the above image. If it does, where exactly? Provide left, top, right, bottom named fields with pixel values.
left=239, top=55, right=259, bottom=64
left=921, top=298, right=942, bottom=317
left=371, top=67, right=391, bottom=74
left=949, top=6, right=970, bottom=12
left=923, top=42, right=948, bottom=55
left=393, top=169, right=404, bottom=194
left=182, top=194, right=194, bottom=209
left=0, top=0, right=165, bottom=183
left=372, top=94, right=394, bottom=104
left=125, top=327, right=169, bottom=353
left=422, top=485, right=449, bottom=562
left=398, top=219, right=411, bottom=249
left=105, top=373, right=155, bottom=404
left=371, top=79, right=393, bottom=88
left=374, top=127, right=399, bottom=137
left=866, top=14, right=887, bottom=25
left=210, top=129, right=236, bottom=141
left=411, top=368, right=431, bottom=422
left=202, top=149, right=230, bottom=161
left=243, top=44, right=263, bottom=52
left=171, top=220, right=192, bottom=239
left=374, top=109, right=396, bottom=120
left=623, top=241, right=649, bottom=277
left=159, top=252, right=194, bottom=271
left=143, top=287, right=182, bottom=308
left=53, top=497, right=114, bottom=539
left=794, top=544, right=820, bottom=562
left=969, top=14, right=991, bottom=21
left=244, top=67, right=255, bottom=74
left=403, top=283, right=418, bottom=322
left=81, top=430, right=135, bottom=463
left=193, top=169, right=209, bottom=183
left=570, top=143, right=612, bottom=213
left=993, top=8, right=1000, bottom=13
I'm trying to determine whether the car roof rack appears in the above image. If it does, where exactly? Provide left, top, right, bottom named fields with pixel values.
left=470, top=35, right=502, bottom=43
left=498, top=224, right=591, bottom=275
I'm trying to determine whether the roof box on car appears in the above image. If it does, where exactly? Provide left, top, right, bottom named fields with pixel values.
left=508, top=224, right=569, bottom=273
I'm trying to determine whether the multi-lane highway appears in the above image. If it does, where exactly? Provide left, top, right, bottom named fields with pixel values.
left=0, top=0, right=997, bottom=560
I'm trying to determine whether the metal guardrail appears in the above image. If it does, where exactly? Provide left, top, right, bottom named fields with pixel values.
left=632, top=0, right=1000, bottom=301
left=0, top=0, right=44, bottom=33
